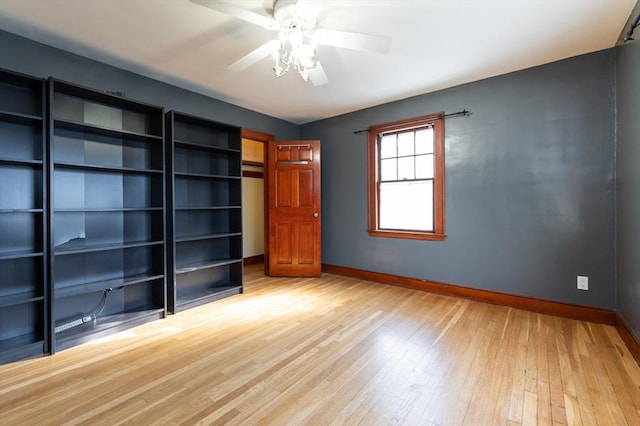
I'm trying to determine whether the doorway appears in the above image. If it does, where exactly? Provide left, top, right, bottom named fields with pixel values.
left=241, top=129, right=322, bottom=277
left=241, top=129, right=273, bottom=268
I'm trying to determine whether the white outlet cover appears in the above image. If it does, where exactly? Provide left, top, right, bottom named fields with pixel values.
left=577, top=275, right=589, bottom=290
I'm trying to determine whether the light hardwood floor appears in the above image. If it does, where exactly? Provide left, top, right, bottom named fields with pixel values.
left=2, top=264, right=640, bottom=425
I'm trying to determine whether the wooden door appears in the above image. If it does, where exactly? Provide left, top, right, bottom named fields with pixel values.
left=267, top=140, right=321, bottom=276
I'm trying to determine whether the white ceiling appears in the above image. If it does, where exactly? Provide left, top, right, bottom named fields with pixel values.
left=0, top=0, right=636, bottom=124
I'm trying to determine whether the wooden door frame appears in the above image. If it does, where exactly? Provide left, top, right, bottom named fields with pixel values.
left=241, top=128, right=274, bottom=275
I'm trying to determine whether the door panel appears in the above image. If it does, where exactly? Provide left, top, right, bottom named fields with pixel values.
left=275, top=222, right=293, bottom=264
left=298, top=147, right=313, bottom=162
left=276, top=170, right=293, bottom=207
left=267, top=140, right=321, bottom=276
left=298, top=169, right=314, bottom=207
left=298, top=222, right=315, bottom=264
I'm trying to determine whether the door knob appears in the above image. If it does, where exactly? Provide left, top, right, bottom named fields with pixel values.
left=313, top=212, right=319, bottom=217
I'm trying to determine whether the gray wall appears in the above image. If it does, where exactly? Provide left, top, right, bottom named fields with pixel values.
left=0, top=29, right=299, bottom=140
left=616, top=39, right=640, bottom=333
left=301, top=51, right=616, bottom=309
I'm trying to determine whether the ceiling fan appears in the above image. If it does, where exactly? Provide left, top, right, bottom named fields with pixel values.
left=191, top=0, right=392, bottom=86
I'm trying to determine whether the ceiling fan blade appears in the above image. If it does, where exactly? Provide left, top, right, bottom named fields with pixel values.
left=314, top=28, right=391, bottom=54
left=191, top=0, right=277, bottom=29
left=228, top=39, right=280, bottom=72
left=308, top=61, right=329, bottom=87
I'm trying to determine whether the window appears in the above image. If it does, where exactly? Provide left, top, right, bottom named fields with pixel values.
left=367, top=112, right=445, bottom=241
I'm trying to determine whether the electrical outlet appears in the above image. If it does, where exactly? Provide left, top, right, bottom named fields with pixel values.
left=577, top=275, right=589, bottom=291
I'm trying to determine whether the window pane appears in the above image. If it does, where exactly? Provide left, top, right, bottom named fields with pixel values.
left=415, top=154, right=434, bottom=179
left=397, top=156, right=414, bottom=180
left=397, top=131, right=414, bottom=156
left=380, top=134, right=396, bottom=159
left=379, top=181, right=433, bottom=231
left=415, top=128, right=433, bottom=154
left=380, top=158, right=397, bottom=181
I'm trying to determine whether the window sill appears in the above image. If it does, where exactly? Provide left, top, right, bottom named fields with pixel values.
left=367, top=229, right=446, bottom=241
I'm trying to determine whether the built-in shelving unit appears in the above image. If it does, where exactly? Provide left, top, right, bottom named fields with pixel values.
left=0, top=68, right=47, bottom=365
left=0, top=72, right=246, bottom=363
left=165, top=111, right=242, bottom=313
left=49, top=78, right=166, bottom=351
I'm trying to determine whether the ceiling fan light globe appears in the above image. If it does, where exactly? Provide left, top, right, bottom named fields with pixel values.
left=274, top=62, right=286, bottom=77
left=275, top=48, right=288, bottom=61
left=300, top=53, right=318, bottom=69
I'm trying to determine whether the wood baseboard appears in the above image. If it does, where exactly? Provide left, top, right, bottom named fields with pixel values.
left=243, top=254, right=264, bottom=266
left=322, top=263, right=616, bottom=325
left=615, top=313, right=640, bottom=366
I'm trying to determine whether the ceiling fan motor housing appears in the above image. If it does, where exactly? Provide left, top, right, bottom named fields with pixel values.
left=274, top=0, right=317, bottom=30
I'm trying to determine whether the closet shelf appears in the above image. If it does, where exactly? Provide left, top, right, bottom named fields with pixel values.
left=54, top=308, right=165, bottom=351
left=0, top=291, right=43, bottom=308
left=0, top=156, right=43, bottom=166
left=175, top=258, right=242, bottom=274
left=0, top=332, right=43, bottom=353
left=0, top=109, right=42, bottom=124
left=175, top=232, right=241, bottom=243
left=54, top=207, right=163, bottom=213
left=53, top=117, right=162, bottom=142
left=54, top=160, right=162, bottom=175
left=176, top=285, right=242, bottom=308
left=0, top=250, right=43, bottom=261
left=174, top=205, right=241, bottom=211
left=55, top=273, right=165, bottom=298
left=54, top=239, right=163, bottom=256
left=0, top=209, right=43, bottom=213
left=174, top=171, right=241, bottom=180
left=174, top=139, right=240, bottom=153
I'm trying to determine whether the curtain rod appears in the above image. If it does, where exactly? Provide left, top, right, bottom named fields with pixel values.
left=352, top=109, right=471, bottom=135
left=623, top=12, right=640, bottom=42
